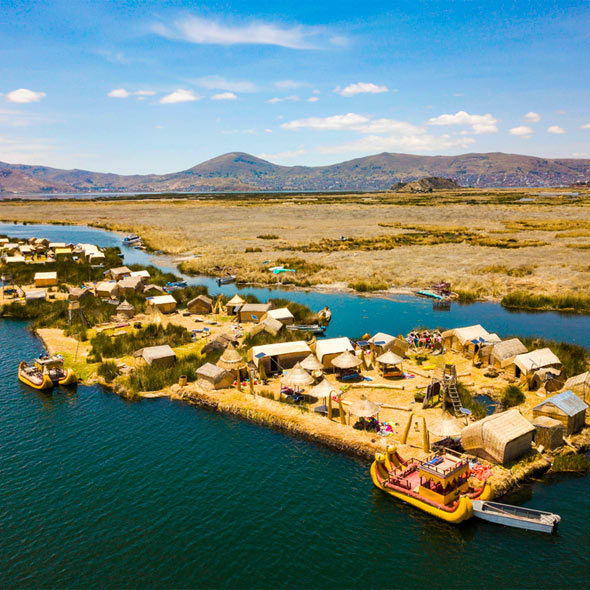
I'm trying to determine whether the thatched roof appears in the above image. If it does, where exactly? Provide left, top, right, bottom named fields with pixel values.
left=563, top=372, right=590, bottom=391
left=300, top=354, right=323, bottom=372
left=348, top=394, right=380, bottom=418
left=196, top=362, right=230, bottom=383
left=308, top=378, right=339, bottom=399
left=250, top=341, right=311, bottom=367
left=188, top=294, right=213, bottom=308
left=133, top=345, right=176, bottom=365
left=443, top=324, right=500, bottom=346
left=315, top=337, right=354, bottom=363
left=331, top=350, right=361, bottom=370
left=428, top=414, right=463, bottom=438
left=376, top=351, right=403, bottom=366
left=217, top=343, right=245, bottom=369
left=227, top=294, right=245, bottom=306
left=280, top=363, right=314, bottom=387
left=116, top=299, right=135, bottom=312
left=368, top=332, right=394, bottom=346
left=267, top=308, right=294, bottom=322
left=492, top=338, right=528, bottom=363
left=514, top=348, right=561, bottom=374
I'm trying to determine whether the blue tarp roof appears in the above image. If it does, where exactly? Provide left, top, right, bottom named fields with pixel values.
left=534, top=390, right=588, bottom=416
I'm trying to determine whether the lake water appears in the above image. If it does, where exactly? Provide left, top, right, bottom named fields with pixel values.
left=1, top=222, right=589, bottom=588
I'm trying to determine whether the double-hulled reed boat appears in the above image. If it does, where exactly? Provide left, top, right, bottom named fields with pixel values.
left=371, top=446, right=493, bottom=524
left=35, top=355, right=77, bottom=386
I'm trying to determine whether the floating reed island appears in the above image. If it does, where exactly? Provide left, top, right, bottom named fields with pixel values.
left=3, top=232, right=590, bottom=501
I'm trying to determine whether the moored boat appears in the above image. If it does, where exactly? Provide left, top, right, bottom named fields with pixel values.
left=217, top=275, right=236, bottom=285
left=34, top=355, right=77, bottom=386
left=472, top=500, right=561, bottom=533
left=371, top=446, right=493, bottom=524
left=18, top=361, right=54, bottom=390
left=287, top=324, right=327, bottom=335
left=123, top=234, right=141, bottom=245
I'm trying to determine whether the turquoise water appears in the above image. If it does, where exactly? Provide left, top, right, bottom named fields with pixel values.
left=2, top=222, right=590, bottom=588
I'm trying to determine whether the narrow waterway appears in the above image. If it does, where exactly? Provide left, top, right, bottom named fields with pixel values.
left=1, top=222, right=589, bottom=589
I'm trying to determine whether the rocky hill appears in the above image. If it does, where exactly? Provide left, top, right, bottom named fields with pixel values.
left=1, top=151, right=590, bottom=194
left=390, top=177, right=460, bottom=192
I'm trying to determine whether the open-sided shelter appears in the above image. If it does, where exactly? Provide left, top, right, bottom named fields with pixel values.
left=375, top=350, right=404, bottom=378
left=533, top=391, right=587, bottom=435
left=461, top=409, right=535, bottom=464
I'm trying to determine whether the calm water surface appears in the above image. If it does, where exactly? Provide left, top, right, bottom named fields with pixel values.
left=1, top=222, right=589, bottom=589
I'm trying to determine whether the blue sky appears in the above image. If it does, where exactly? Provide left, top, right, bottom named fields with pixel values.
left=1, top=0, right=589, bottom=173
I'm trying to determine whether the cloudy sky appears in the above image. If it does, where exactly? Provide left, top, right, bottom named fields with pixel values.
left=1, top=0, right=589, bottom=173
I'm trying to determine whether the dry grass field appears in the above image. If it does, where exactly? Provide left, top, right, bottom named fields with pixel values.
left=3, top=188, right=590, bottom=299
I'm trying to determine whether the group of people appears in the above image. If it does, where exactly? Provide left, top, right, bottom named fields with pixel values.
left=406, top=330, right=443, bottom=351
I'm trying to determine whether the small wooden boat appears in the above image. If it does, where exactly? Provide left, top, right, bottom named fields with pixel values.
left=123, top=234, right=141, bottom=245
left=472, top=500, right=561, bottom=533
left=18, top=361, right=53, bottom=390
left=217, top=275, right=236, bottom=285
left=34, top=355, right=77, bottom=386
left=371, top=447, right=494, bottom=524
left=287, top=324, right=327, bottom=335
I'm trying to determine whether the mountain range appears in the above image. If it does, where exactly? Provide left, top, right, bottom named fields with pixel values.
left=1, top=151, right=590, bottom=194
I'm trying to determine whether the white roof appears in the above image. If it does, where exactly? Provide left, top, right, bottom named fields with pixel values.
left=4, top=255, right=25, bottom=263
left=34, top=271, right=57, bottom=280
left=130, top=270, right=150, bottom=278
left=514, top=348, right=561, bottom=374
left=49, top=242, right=66, bottom=248
left=369, top=332, right=394, bottom=345
left=251, top=341, right=311, bottom=366
left=266, top=308, right=294, bottom=321
left=25, top=289, right=47, bottom=301
left=96, top=281, right=118, bottom=292
left=148, top=295, right=177, bottom=305
left=315, top=337, right=354, bottom=362
left=447, top=324, right=494, bottom=345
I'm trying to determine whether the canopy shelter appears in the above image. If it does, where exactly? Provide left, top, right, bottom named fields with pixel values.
left=331, top=350, right=362, bottom=379
left=428, top=414, right=464, bottom=438
left=375, top=350, right=404, bottom=378
left=308, top=378, right=341, bottom=419
left=347, top=394, right=380, bottom=428
left=300, top=354, right=323, bottom=373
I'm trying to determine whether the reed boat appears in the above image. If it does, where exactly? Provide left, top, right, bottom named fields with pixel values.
left=18, top=361, right=54, bottom=390
left=371, top=447, right=494, bottom=524
left=34, top=355, right=77, bottom=386
left=472, top=500, right=561, bottom=533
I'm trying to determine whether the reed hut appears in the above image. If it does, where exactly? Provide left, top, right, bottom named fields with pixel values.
left=133, top=344, right=176, bottom=368
left=116, top=299, right=135, bottom=321
left=533, top=391, right=588, bottom=435
left=130, top=269, right=151, bottom=281
left=266, top=307, right=295, bottom=326
left=54, top=246, right=73, bottom=259
left=68, top=286, right=92, bottom=301
left=217, top=344, right=246, bottom=384
left=563, top=372, right=590, bottom=403
left=531, top=416, right=565, bottom=451
left=3, top=255, right=25, bottom=264
left=461, top=409, right=535, bottom=464
left=34, top=271, right=57, bottom=288
left=147, top=294, right=177, bottom=314
left=511, top=348, right=562, bottom=379
left=375, top=351, right=404, bottom=378
left=106, top=266, right=132, bottom=281
left=188, top=295, right=213, bottom=314
left=143, top=284, right=166, bottom=296
left=249, top=316, right=283, bottom=337
left=250, top=341, right=311, bottom=375
left=308, top=378, right=338, bottom=400
left=25, top=289, right=47, bottom=303
left=19, top=245, right=33, bottom=257
left=491, top=338, right=528, bottom=369
left=196, top=363, right=233, bottom=390
left=236, top=303, right=272, bottom=323
left=96, top=281, right=119, bottom=298
left=117, top=275, right=144, bottom=295
left=315, top=337, right=354, bottom=369
left=368, top=332, right=395, bottom=355
left=331, top=350, right=362, bottom=378
left=226, top=294, right=246, bottom=315
left=442, top=325, right=499, bottom=357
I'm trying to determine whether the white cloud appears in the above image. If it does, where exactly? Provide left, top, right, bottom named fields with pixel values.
left=152, top=16, right=331, bottom=50
left=275, top=80, right=306, bottom=89
left=266, top=95, right=300, bottom=104
left=108, top=88, right=155, bottom=98
left=509, top=125, right=533, bottom=137
left=211, top=92, right=237, bottom=101
left=335, top=82, right=388, bottom=97
left=160, top=89, right=199, bottom=104
left=307, top=96, right=319, bottom=103
left=581, top=123, right=590, bottom=129
left=547, top=125, right=565, bottom=134
left=312, top=89, right=320, bottom=95
left=572, top=152, right=589, bottom=157
left=195, top=75, right=257, bottom=93
left=5, top=88, right=46, bottom=104
left=428, top=111, right=498, bottom=134
left=258, top=149, right=306, bottom=161
left=524, top=111, right=541, bottom=122
left=282, top=112, right=474, bottom=154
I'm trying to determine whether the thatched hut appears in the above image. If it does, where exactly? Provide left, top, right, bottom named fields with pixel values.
left=196, top=363, right=233, bottom=390
left=491, top=338, right=528, bottom=369
left=531, top=416, right=565, bottom=450
left=315, top=337, right=354, bottom=369
left=368, top=332, right=395, bottom=355
left=116, top=299, right=135, bottom=320
left=34, top=271, right=57, bottom=288
left=428, top=414, right=463, bottom=439
left=96, top=281, right=119, bottom=298
left=563, top=372, right=590, bottom=403
left=461, top=409, right=535, bottom=464
left=217, top=344, right=246, bottom=385
left=130, top=269, right=151, bottom=281
left=266, top=307, right=295, bottom=326
left=226, top=294, right=245, bottom=315
left=308, top=378, right=338, bottom=400
left=237, top=303, right=273, bottom=323
left=188, top=295, right=213, bottom=314
left=375, top=351, right=404, bottom=378
left=249, top=316, right=283, bottom=337
left=442, top=324, right=500, bottom=357
left=106, top=266, right=132, bottom=281
left=147, top=294, right=177, bottom=314
left=25, top=289, right=47, bottom=303
left=143, top=284, right=166, bottom=296
left=68, top=286, right=93, bottom=301
left=250, top=341, right=311, bottom=375
left=133, top=344, right=176, bottom=368
left=533, top=391, right=588, bottom=435
left=511, top=348, right=562, bottom=379
left=117, top=275, right=144, bottom=295
left=300, top=354, right=323, bottom=373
